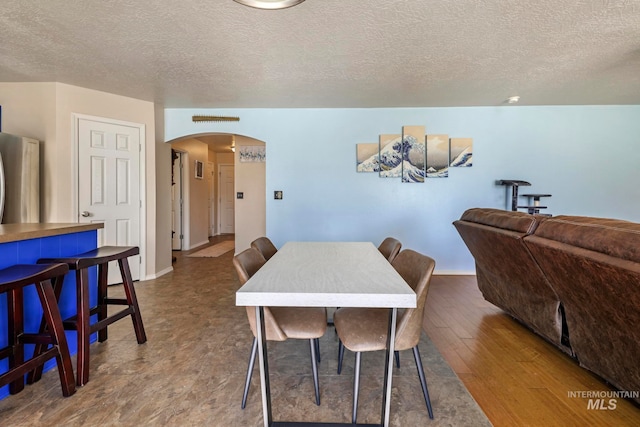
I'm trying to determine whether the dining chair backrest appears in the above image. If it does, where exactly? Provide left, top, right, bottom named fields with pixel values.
left=251, top=237, right=278, bottom=261
left=391, top=249, right=436, bottom=351
left=233, top=248, right=287, bottom=341
left=378, top=237, right=402, bottom=263
left=233, top=247, right=266, bottom=285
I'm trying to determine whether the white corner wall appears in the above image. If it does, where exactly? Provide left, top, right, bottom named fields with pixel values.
left=234, top=136, right=266, bottom=252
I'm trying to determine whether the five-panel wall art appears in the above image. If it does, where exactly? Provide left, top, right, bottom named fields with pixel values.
left=356, top=125, right=472, bottom=182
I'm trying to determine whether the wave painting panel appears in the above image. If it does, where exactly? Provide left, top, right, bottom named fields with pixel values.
left=402, top=125, right=426, bottom=183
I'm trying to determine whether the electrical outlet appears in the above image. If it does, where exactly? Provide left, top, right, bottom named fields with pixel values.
left=237, top=192, right=244, bottom=199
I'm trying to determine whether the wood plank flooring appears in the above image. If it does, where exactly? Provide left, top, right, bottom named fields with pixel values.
left=423, top=275, right=640, bottom=427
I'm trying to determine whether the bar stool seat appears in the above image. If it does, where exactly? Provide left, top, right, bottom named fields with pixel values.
left=0, top=263, right=75, bottom=397
left=31, top=246, right=146, bottom=386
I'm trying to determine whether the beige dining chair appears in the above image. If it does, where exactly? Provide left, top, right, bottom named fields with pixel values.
left=377, top=237, right=402, bottom=263
left=250, top=236, right=278, bottom=261
left=334, top=249, right=435, bottom=423
left=233, top=247, right=327, bottom=408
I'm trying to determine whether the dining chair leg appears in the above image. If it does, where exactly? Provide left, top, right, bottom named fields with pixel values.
left=337, top=339, right=344, bottom=374
left=412, top=345, right=434, bottom=419
left=352, top=352, right=361, bottom=424
left=314, top=338, right=321, bottom=364
left=394, top=350, right=400, bottom=368
left=241, top=337, right=258, bottom=409
left=309, top=339, right=320, bottom=405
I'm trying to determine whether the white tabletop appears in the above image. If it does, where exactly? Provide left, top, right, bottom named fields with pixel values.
left=236, top=242, right=416, bottom=309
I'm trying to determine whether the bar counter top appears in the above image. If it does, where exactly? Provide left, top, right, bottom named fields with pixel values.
left=0, top=223, right=103, bottom=244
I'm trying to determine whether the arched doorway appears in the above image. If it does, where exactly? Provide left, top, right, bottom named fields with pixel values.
left=165, top=133, right=266, bottom=253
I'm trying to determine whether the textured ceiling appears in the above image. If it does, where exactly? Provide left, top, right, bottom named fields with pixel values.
left=1, top=0, right=640, bottom=108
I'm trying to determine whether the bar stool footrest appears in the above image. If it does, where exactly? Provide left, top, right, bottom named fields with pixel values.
left=0, top=346, right=13, bottom=360
left=61, top=305, right=133, bottom=330
left=0, top=347, right=60, bottom=386
left=104, top=297, right=129, bottom=305
left=91, top=307, right=134, bottom=334
left=20, top=333, right=56, bottom=345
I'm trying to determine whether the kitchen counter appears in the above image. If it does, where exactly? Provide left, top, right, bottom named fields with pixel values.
left=0, top=222, right=103, bottom=243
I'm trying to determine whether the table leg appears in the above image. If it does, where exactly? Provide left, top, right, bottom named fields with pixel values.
left=256, top=306, right=272, bottom=427
left=381, top=308, right=397, bottom=427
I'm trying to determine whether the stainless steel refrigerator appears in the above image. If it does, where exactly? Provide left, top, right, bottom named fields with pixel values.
left=0, top=132, right=40, bottom=223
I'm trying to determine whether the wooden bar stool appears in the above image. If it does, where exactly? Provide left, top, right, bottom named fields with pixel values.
left=0, top=263, right=75, bottom=397
left=31, top=246, right=147, bottom=386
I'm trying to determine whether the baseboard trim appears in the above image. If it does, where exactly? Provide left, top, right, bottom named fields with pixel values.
left=145, top=266, right=174, bottom=280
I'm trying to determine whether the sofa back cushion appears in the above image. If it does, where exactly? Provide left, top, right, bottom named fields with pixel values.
left=460, top=208, right=542, bottom=234
left=533, top=215, right=640, bottom=263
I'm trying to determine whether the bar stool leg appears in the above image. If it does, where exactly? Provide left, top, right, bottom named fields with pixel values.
left=118, top=258, right=147, bottom=343
left=97, top=263, right=108, bottom=342
left=7, top=288, right=25, bottom=394
left=27, top=275, right=65, bottom=384
left=77, top=268, right=91, bottom=386
left=36, top=277, right=76, bottom=397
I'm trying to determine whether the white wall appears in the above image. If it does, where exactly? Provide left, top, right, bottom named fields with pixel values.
left=165, top=106, right=640, bottom=273
left=234, top=136, right=266, bottom=252
left=154, top=103, right=173, bottom=277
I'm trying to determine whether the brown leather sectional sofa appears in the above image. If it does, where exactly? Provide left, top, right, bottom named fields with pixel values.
left=454, top=208, right=640, bottom=401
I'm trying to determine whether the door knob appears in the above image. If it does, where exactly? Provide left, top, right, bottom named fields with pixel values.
left=81, top=211, right=91, bottom=217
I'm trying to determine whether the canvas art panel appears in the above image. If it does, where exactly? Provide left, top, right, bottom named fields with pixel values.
left=378, top=134, right=402, bottom=178
left=426, top=134, right=449, bottom=178
left=450, top=137, right=473, bottom=167
left=356, top=143, right=380, bottom=172
left=401, top=126, right=426, bottom=183
left=239, top=145, right=266, bottom=163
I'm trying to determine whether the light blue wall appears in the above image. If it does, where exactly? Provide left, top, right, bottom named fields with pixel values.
left=166, top=106, right=640, bottom=273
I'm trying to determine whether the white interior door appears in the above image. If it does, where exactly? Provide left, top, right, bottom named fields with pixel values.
left=77, top=117, right=142, bottom=283
left=219, top=164, right=235, bottom=234
left=172, top=151, right=183, bottom=250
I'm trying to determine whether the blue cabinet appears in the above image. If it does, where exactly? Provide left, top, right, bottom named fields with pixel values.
left=0, top=228, right=98, bottom=399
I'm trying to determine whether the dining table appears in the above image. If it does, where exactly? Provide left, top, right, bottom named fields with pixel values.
left=235, top=241, right=416, bottom=427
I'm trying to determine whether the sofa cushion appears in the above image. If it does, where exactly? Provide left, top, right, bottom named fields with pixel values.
left=460, top=207, right=543, bottom=234
left=533, top=216, right=640, bottom=263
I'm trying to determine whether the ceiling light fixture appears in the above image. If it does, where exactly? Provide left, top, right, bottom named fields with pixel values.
left=233, top=0, right=305, bottom=10
left=507, top=95, right=521, bottom=104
